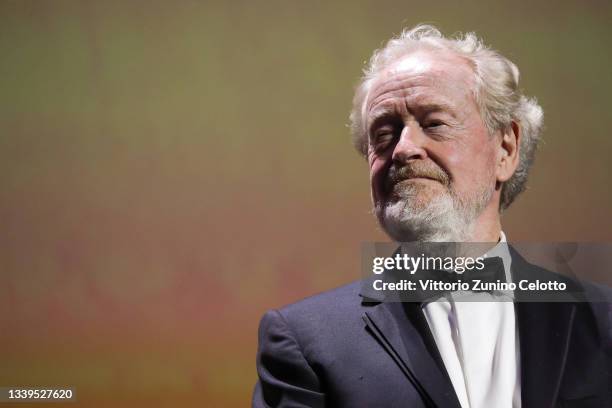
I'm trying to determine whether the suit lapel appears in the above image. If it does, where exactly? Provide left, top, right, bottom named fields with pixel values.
left=512, top=249, right=577, bottom=408
left=515, top=301, right=575, bottom=408
left=362, top=301, right=462, bottom=408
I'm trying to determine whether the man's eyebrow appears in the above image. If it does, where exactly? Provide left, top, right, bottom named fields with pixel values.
left=414, top=102, right=456, bottom=115
left=368, top=101, right=456, bottom=129
left=369, top=107, right=394, bottom=122
left=367, top=107, right=397, bottom=131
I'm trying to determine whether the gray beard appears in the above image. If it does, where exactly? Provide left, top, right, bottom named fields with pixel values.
left=376, top=182, right=493, bottom=243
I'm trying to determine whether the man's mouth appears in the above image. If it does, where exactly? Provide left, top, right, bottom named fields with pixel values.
left=392, top=175, right=442, bottom=187
left=400, top=176, right=439, bottom=182
left=385, top=176, right=441, bottom=200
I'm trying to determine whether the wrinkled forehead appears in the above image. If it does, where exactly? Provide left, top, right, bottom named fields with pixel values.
left=363, top=50, right=476, bottom=115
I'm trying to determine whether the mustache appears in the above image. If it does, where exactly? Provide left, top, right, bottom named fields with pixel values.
left=386, top=161, right=450, bottom=190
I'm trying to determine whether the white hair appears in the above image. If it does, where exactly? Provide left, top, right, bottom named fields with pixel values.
left=350, top=24, right=544, bottom=210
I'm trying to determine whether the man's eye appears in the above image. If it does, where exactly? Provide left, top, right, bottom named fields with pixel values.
left=372, top=130, right=395, bottom=146
left=375, top=131, right=393, bottom=140
left=423, top=120, right=445, bottom=129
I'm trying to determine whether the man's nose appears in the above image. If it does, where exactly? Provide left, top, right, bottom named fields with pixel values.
left=391, top=123, right=427, bottom=164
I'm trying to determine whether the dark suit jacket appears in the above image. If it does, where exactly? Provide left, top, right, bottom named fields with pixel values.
left=253, top=250, right=612, bottom=407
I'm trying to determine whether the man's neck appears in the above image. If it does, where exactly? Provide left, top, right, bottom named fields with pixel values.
left=465, top=202, right=502, bottom=243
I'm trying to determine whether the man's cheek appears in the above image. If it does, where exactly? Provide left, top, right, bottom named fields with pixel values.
left=370, top=166, right=390, bottom=204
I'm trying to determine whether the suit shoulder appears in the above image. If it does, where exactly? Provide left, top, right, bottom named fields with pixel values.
left=267, top=280, right=368, bottom=336
left=279, top=280, right=363, bottom=316
left=259, top=280, right=372, bottom=361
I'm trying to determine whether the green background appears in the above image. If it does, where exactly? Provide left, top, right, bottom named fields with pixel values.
left=1, top=0, right=611, bottom=406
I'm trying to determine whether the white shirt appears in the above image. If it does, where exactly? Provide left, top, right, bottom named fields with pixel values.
left=422, top=232, right=521, bottom=408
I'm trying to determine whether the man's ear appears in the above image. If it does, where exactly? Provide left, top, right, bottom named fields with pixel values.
left=496, top=121, right=520, bottom=183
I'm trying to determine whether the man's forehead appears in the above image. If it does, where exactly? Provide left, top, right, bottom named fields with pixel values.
left=364, top=50, right=475, bottom=114
left=365, top=75, right=463, bottom=115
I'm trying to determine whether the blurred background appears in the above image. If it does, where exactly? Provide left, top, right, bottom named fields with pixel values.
left=0, top=0, right=611, bottom=406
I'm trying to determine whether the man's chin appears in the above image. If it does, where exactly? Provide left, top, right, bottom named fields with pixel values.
left=377, top=198, right=465, bottom=242
left=383, top=196, right=438, bottom=214
left=381, top=218, right=453, bottom=242
left=388, top=181, right=444, bottom=204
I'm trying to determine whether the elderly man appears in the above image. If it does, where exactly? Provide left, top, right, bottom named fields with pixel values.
left=253, top=25, right=611, bottom=408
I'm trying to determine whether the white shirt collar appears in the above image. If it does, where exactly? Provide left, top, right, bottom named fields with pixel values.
left=484, top=231, right=513, bottom=284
